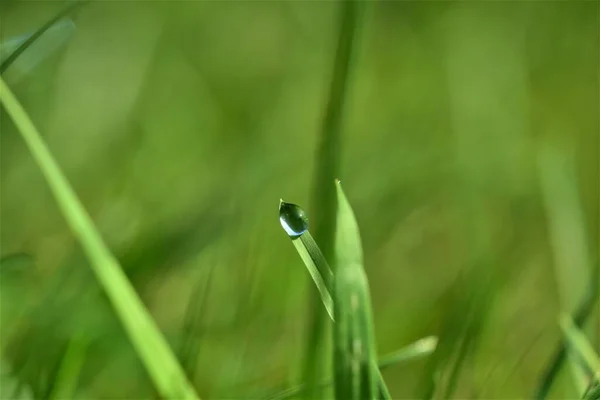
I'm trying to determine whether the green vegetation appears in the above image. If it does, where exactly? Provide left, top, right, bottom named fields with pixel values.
left=1, top=1, right=598, bottom=399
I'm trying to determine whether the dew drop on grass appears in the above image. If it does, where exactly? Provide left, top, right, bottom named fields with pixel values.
left=279, top=200, right=309, bottom=238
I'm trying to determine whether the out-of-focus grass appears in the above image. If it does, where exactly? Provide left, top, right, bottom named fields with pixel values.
left=1, top=1, right=598, bottom=398
left=0, top=76, right=197, bottom=399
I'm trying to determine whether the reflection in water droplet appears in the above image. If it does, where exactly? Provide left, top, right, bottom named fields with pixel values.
left=279, top=200, right=309, bottom=238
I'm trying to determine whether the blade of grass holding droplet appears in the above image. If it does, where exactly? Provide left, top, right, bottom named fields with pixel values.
left=332, top=181, right=380, bottom=400
left=279, top=200, right=334, bottom=319
left=265, top=336, right=438, bottom=400
left=303, top=0, right=367, bottom=396
left=0, top=78, right=199, bottom=399
left=0, top=0, right=88, bottom=74
left=279, top=197, right=391, bottom=399
left=292, top=233, right=335, bottom=320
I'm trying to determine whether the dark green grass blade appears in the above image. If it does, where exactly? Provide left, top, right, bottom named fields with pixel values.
left=0, top=77, right=198, bottom=399
left=265, top=336, right=438, bottom=400
left=333, top=181, right=380, bottom=400
left=178, top=264, right=215, bottom=382
left=0, top=0, right=88, bottom=74
left=0, top=253, right=35, bottom=274
left=583, top=378, right=600, bottom=400
left=534, top=271, right=599, bottom=400
left=303, top=0, right=366, bottom=396
left=442, top=268, right=495, bottom=399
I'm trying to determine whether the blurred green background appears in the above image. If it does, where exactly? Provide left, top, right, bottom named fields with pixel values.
left=1, top=1, right=598, bottom=399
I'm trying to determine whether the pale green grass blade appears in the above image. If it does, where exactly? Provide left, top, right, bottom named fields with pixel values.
left=293, top=234, right=335, bottom=320
left=377, top=337, right=438, bottom=369
left=0, top=1, right=88, bottom=79
left=0, top=77, right=199, bottom=400
left=534, top=143, right=597, bottom=399
left=559, top=315, right=600, bottom=375
left=265, top=336, right=438, bottom=400
left=333, top=180, right=380, bottom=400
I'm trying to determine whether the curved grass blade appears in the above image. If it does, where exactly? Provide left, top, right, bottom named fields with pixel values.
left=1, top=19, right=75, bottom=83
left=0, top=1, right=88, bottom=75
left=559, top=315, right=600, bottom=375
left=0, top=77, right=199, bottom=400
left=265, top=336, right=438, bottom=400
left=534, top=144, right=598, bottom=399
left=333, top=180, right=379, bottom=400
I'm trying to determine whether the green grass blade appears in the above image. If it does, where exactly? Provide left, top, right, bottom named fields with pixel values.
left=377, top=337, right=438, bottom=370
left=47, top=336, right=88, bottom=400
left=293, top=233, right=335, bottom=320
left=583, top=378, right=600, bottom=400
left=559, top=315, right=600, bottom=375
left=265, top=336, right=438, bottom=400
left=534, top=144, right=598, bottom=399
left=178, top=264, right=215, bottom=382
left=0, top=0, right=88, bottom=75
left=333, top=180, right=380, bottom=400
left=279, top=197, right=393, bottom=399
left=534, top=263, right=599, bottom=399
left=0, top=77, right=199, bottom=399
left=303, top=0, right=366, bottom=395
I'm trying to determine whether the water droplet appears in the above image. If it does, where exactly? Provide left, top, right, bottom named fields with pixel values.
left=279, top=200, right=309, bottom=238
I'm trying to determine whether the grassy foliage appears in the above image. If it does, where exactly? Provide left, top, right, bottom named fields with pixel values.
left=1, top=1, right=598, bottom=399
left=0, top=76, right=198, bottom=399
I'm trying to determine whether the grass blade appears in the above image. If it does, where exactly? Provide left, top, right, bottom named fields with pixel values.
left=279, top=195, right=392, bottom=399
left=0, top=1, right=88, bottom=76
left=47, top=336, right=88, bottom=400
left=303, top=0, right=366, bottom=395
left=376, top=337, right=438, bottom=370
left=534, top=144, right=598, bottom=399
left=583, top=378, right=600, bottom=400
left=265, top=336, right=438, bottom=400
left=0, top=77, right=199, bottom=399
left=332, top=180, right=379, bottom=400
left=560, top=315, right=600, bottom=375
